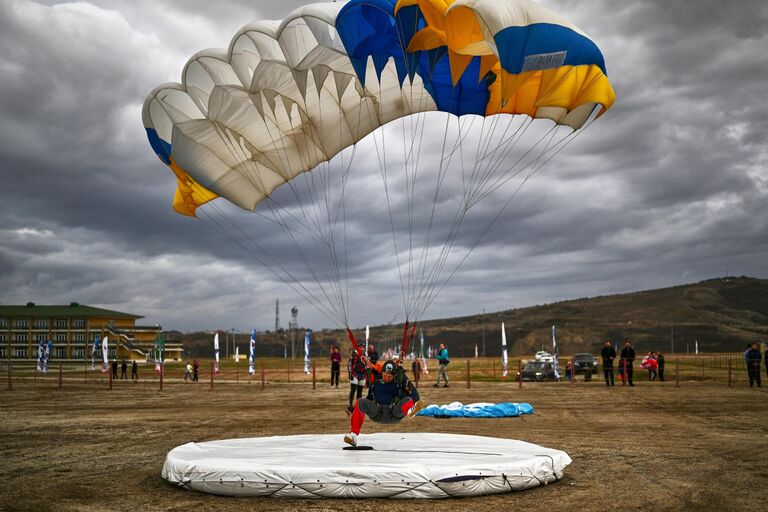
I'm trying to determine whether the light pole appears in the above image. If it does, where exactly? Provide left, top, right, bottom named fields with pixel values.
left=481, top=308, right=486, bottom=358
left=231, top=328, right=235, bottom=360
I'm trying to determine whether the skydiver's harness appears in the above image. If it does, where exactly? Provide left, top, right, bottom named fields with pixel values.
left=367, top=366, right=413, bottom=421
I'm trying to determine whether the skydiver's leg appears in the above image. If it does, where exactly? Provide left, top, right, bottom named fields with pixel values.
left=348, top=383, right=357, bottom=407
left=356, top=383, right=363, bottom=400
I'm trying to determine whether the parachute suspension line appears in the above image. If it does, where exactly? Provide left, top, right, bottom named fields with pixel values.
left=420, top=123, right=577, bottom=317
left=364, top=82, right=409, bottom=319
left=196, top=202, right=344, bottom=326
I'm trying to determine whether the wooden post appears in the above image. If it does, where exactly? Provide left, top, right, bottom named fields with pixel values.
left=261, top=363, right=265, bottom=391
left=570, top=359, right=575, bottom=386
left=287, top=360, right=290, bottom=382
left=159, top=363, right=164, bottom=392
left=312, top=361, right=316, bottom=390
left=675, top=358, right=680, bottom=388
left=7, top=364, right=12, bottom=391
left=492, top=358, right=496, bottom=382
left=518, top=359, right=522, bottom=388
left=34, top=366, right=37, bottom=383
left=84, top=362, right=87, bottom=384
left=466, top=360, right=471, bottom=389
left=728, top=355, right=732, bottom=388
left=236, top=367, right=239, bottom=384
left=109, top=366, right=112, bottom=391
left=58, top=363, right=63, bottom=391
left=210, top=361, right=214, bottom=391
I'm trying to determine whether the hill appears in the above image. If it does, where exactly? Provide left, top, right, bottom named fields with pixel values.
left=169, top=276, right=768, bottom=358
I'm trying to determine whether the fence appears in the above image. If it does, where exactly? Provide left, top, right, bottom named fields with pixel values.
left=2, top=353, right=764, bottom=391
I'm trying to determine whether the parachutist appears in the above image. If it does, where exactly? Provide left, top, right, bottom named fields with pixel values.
left=344, top=360, right=425, bottom=447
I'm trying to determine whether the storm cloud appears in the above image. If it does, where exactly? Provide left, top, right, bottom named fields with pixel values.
left=1, top=0, right=766, bottom=331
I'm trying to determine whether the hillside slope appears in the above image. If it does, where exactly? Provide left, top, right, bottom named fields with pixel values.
left=171, top=276, right=768, bottom=358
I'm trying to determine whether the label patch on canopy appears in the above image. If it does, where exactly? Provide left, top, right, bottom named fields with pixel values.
left=522, top=51, right=567, bottom=72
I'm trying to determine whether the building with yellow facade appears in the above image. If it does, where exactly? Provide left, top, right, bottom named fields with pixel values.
left=0, top=302, right=182, bottom=362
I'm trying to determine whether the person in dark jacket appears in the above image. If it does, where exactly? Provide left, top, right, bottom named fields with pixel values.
left=746, top=343, right=762, bottom=388
left=111, top=360, right=118, bottom=379
left=657, top=351, right=665, bottom=381
left=366, top=344, right=379, bottom=386
left=193, top=359, right=199, bottom=382
left=131, top=360, right=139, bottom=381
left=346, top=347, right=366, bottom=414
left=330, top=346, right=341, bottom=388
left=411, top=358, right=422, bottom=387
left=620, top=340, right=636, bottom=386
left=601, top=341, right=616, bottom=386
left=120, top=359, right=128, bottom=380
left=344, top=360, right=424, bottom=447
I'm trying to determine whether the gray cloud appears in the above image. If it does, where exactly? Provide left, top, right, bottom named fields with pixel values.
left=1, top=0, right=766, bottom=332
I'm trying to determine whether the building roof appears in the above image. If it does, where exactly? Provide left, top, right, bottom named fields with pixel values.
left=0, top=303, right=143, bottom=319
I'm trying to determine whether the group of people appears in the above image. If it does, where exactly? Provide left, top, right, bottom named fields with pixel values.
left=111, top=359, right=139, bottom=380
left=600, top=340, right=665, bottom=386
left=326, top=341, right=452, bottom=446
left=183, top=359, right=201, bottom=382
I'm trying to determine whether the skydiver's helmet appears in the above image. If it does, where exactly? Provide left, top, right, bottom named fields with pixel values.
left=382, top=360, right=405, bottom=385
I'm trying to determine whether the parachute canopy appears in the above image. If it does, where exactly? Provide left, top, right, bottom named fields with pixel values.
left=143, top=0, right=614, bottom=217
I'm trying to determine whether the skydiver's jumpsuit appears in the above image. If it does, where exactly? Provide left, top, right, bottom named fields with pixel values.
left=350, top=370, right=420, bottom=435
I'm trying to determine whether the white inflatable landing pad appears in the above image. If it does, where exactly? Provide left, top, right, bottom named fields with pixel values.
left=162, top=433, right=571, bottom=498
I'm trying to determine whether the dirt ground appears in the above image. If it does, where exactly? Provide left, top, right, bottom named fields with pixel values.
left=1, top=373, right=767, bottom=511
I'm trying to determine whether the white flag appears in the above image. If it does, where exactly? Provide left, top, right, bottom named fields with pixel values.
left=695, top=340, right=698, bottom=354
left=365, top=325, right=369, bottom=355
left=501, top=323, right=509, bottom=377
left=552, top=325, right=561, bottom=380
left=101, top=336, right=109, bottom=373
left=235, top=346, right=239, bottom=361
left=214, top=333, right=220, bottom=373
left=249, top=330, right=256, bottom=375
left=304, top=330, right=311, bottom=374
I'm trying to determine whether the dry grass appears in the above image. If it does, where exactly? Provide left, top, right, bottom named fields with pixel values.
left=1, top=363, right=767, bottom=512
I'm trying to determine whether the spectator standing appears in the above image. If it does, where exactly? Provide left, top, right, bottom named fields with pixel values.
left=193, top=359, right=199, bottom=382
left=184, top=362, right=193, bottom=382
left=601, top=341, right=616, bottom=386
left=434, top=343, right=449, bottom=388
left=411, top=358, right=422, bottom=387
left=347, top=347, right=366, bottom=414
left=746, top=343, right=762, bottom=388
left=131, top=360, right=139, bottom=381
left=120, top=359, right=128, bottom=380
left=330, top=346, right=341, bottom=388
left=620, top=340, right=636, bottom=386
left=641, top=352, right=658, bottom=381
left=657, top=351, right=665, bottom=381
left=111, top=360, right=118, bottom=380
left=366, top=344, right=379, bottom=386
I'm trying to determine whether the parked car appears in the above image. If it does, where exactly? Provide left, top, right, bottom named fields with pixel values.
left=516, top=361, right=561, bottom=381
left=534, top=351, right=554, bottom=363
left=572, top=353, right=598, bottom=374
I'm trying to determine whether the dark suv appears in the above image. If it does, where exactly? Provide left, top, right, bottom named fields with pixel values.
left=517, top=361, right=562, bottom=381
left=573, top=353, right=598, bottom=374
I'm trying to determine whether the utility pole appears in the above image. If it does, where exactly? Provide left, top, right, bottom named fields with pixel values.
left=481, top=309, right=486, bottom=358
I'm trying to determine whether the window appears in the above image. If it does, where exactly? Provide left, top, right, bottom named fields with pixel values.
left=73, top=333, right=85, bottom=342
left=108, top=320, right=115, bottom=328
left=14, top=333, right=28, bottom=342
left=73, top=348, right=84, bottom=359
left=55, top=347, right=67, bottom=359
left=55, top=333, right=67, bottom=342
left=33, top=319, right=49, bottom=329
left=0, top=333, right=5, bottom=342
left=13, top=319, right=28, bottom=329
left=55, top=319, right=68, bottom=329
left=14, top=347, right=27, bottom=358
left=72, top=319, right=85, bottom=328
left=0, top=318, right=7, bottom=328
left=0, top=347, right=4, bottom=359
left=36, top=333, right=47, bottom=342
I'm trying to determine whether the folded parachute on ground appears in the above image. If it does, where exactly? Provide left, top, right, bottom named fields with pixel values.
left=417, top=401, right=534, bottom=417
left=142, top=0, right=615, bottom=217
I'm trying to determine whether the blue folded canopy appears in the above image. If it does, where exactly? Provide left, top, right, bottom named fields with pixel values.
left=417, top=402, right=534, bottom=418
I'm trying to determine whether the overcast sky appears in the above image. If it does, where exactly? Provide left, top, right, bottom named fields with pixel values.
left=1, top=0, right=766, bottom=333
